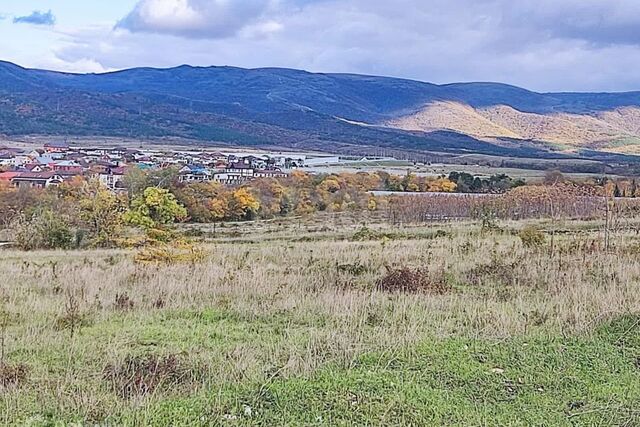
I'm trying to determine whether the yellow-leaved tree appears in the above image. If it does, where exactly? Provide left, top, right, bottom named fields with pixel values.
left=229, top=187, right=260, bottom=220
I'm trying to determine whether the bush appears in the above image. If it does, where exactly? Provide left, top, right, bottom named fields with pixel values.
left=0, top=363, right=29, bottom=389
left=134, top=243, right=206, bottom=265
left=519, top=226, right=546, bottom=248
left=13, top=209, right=74, bottom=250
left=103, top=354, right=197, bottom=399
left=376, top=267, right=450, bottom=294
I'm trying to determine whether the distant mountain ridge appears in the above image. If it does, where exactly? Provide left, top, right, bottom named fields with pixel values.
left=1, top=60, right=640, bottom=160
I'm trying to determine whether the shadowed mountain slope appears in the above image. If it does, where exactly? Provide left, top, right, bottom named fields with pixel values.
left=1, top=61, right=640, bottom=158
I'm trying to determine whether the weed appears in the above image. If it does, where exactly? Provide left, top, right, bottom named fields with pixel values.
left=114, top=293, right=135, bottom=311
left=376, top=267, right=450, bottom=294
left=103, top=354, right=197, bottom=399
left=55, top=292, right=88, bottom=338
left=519, top=226, right=546, bottom=248
left=0, top=362, right=29, bottom=388
left=337, top=261, right=370, bottom=276
left=152, top=293, right=167, bottom=309
left=466, top=258, right=521, bottom=288
left=134, top=244, right=206, bottom=265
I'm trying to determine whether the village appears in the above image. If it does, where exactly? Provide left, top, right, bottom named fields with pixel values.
left=0, top=141, right=315, bottom=191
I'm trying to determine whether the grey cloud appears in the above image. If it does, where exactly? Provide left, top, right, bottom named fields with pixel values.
left=117, top=0, right=272, bottom=39
left=13, top=10, right=56, bottom=26
left=496, top=0, right=640, bottom=46
left=53, top=0, right=640, bottom=91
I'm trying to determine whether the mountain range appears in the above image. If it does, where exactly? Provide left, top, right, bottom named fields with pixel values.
left=2, top=60, right=640, bottom=164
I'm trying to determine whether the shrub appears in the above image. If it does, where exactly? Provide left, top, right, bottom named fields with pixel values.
left=376, top=267, right=450, bottom=294
left=54, top=293, right=90, bottom=338
left=477, top=207, right=499, bottom=232
left=114, top=293, right=135, bottom=311
left=351, top=226, right=401, bottom=242
left=0, top=363, right=29, bottom=388
left=13, top=209, right=74, bottom=250
left=103, top=354, right=197, bottom=399
left=519, top=226, right=546, bottom=248
left=466, top=258, right=519, bottom=287
left=134, top=243, right=206, bottom=265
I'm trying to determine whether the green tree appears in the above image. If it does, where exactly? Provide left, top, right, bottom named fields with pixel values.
left=124, top=187, right=187, bottom=230
left=14, top=208, right=74, bottom=250
left=79, top=184, right=127, bottom=247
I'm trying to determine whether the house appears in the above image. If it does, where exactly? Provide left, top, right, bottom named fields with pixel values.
left=21, top=164, right=45, bottom=173
left=241, top=155, right=267, bottom=169
left=44, top=141, right=70, bottom=153
left=98, top=167, right=126, bottom=190
left=0, top=153, right=16, bottom=167
left=29, top=155, right=56, bottom=166
left=225, top=162, right=254, bottom=179
left=212, top=172, right=243, bottom=184
left=254, top=169, right=289, bottom=179
left=52, top=160, right=83, bottom=174
left=178, top=165, right=211, bottom=183
left=0, top=171, right=20, bottom=183
left=11, top=172, right=64, bottom=188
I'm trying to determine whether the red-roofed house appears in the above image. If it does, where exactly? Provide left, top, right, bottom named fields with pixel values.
left=44, top=142, right=70, bottom=153
left=0, top=171, right=20, bottom=183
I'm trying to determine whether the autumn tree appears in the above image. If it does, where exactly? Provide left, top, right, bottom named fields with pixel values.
left=124, top=187, right=188, bottom=230
left=251, top=178, right=287, bottom=218
left=229, top=187, right=260, bottom=220
left=174, top=182, right=231, bottom=223
left=79, top=184, right=128, bottom=247
left=0, top=184, right=49, bottom=229
left=122, top=166, right=180, bottom=198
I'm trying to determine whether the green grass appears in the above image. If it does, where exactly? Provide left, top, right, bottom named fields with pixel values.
left=2, top=218, right=640, bottom=426
left=103, top=329, right=640, bottom=426
left=8, top=312, right=639, bottom=426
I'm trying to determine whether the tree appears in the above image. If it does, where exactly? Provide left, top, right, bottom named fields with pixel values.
left=122, top=167, right=149, bottom=199
left=14, top=208, right=74, bottom=250
left=79, top=184, right=127, bottom=247
left=294, top=189, right=315, bottom=216
left=428, top=178, right=457, bottom=193
left=173, top=182, right=230, bottom=223
left=124, top=187, right=187, bottom=230
left=229, top=187, right=260, bottom=220
left=0, top=185, right=48, bottom=229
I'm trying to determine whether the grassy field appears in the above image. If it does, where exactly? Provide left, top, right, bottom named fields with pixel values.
left=305, top=162, right=621, bottom=182
left=0, top=215, right=639, bottom=426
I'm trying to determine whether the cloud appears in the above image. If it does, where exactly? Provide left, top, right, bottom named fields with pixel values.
left=34, top=0, right=640, bottom=91
left=116, top=0, right=272, bottom=39
left=13, top=10, right=56, bottom=26
left=498, top=0, right=640, bottom=46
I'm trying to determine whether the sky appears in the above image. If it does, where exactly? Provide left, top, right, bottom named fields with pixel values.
left=1, top=0, right=640, bottom=92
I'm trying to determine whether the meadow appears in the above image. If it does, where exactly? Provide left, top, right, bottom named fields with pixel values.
left=0, top=213, right=639, bottom=426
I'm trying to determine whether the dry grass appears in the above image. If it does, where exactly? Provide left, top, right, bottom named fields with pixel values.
left=0, top=215, right=639, bottom=423
left=103, top=354, right=199, bottom=399
left=376, top=267, right=450, bottom=294
left=388, top=100, right=640, bottom=148
left=0, top=363, right=29, bottom=389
